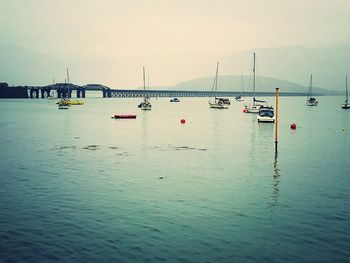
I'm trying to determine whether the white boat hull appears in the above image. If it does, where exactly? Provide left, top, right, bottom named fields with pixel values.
left=341, top=103, right=350, bottom=109
left=209, top=102, right=228, bottom=109
left=141, top=105, right=152, bottom=110
left=257, top=116, right=275, bottom=123
left=306, top=101, right=318, bottom=106
left=245, top=105, right=261, bottom=113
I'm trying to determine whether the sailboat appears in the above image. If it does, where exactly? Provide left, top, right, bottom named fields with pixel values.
left=57, top=69, right=71, bottom=109
left=208, top=62, right=229, bottom=109
left=56, top=68, right=84, bottom=107
left=244, top=52, right=266, bottom=113
left=138, top=66, right=152, bottom=110
left=235, top=74, right=245, bottom=101
left=306, top=74, right=318, bottom=106
left=65, top=68, right=84, bottom=105
left=341, top=75, right=350, bottom=109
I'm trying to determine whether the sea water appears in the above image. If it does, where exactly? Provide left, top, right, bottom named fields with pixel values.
left=0, top=96, right=349, bottom=262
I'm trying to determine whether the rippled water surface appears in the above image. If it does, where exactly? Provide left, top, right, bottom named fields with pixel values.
left=1, top=96, right=349, bottom=262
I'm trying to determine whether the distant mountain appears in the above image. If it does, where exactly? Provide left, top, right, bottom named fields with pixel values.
left=0, top=45, right=121, bottom=87
left=0, top=45, right=65, bottom=86
left=220, top=45, right=350, bottom=91
left=171, top=75, right=336, bottom=95
left=1, top=44, right=349, bottom=92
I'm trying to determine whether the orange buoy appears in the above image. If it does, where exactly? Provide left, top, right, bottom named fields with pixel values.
left=180, top=119, right=186, bottom=124
left=243, top=108, right=247, bottom=113
left=290, top=123, right=297, bottom=129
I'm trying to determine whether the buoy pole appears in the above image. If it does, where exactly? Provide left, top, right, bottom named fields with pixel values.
left=275, top=88, right=279, bottom=148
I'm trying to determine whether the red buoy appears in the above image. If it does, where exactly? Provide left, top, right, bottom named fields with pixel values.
left=180, top=119, right=186, bottom=124
left=243, top=108, right=247, bottom=113
left=290, top=123, right=297, bottom=129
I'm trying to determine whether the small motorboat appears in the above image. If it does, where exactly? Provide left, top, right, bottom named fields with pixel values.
left=235, top=95, right=244, bottom=101
left=170, top=98, right=180, bottom=102
left=111, top=114, right=137, bottom=119
left=257, top=106, right=275, bottom=123
left=58, top=99, right=70, bottom=110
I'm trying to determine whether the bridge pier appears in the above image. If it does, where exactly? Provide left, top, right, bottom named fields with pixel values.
left=30, top=88, right=39, bottom=98
left=102, top=90, right=112, bottom=98
left=41, top=88, right=51, bottom=98
left=77, top=88, right=86, bottom=98
left=57, top=88, right=72, bottom=99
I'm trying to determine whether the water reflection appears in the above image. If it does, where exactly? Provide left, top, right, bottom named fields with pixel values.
left=270, top=146, right=281, bottom=209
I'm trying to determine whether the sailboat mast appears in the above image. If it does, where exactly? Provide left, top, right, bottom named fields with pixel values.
left=309, top=74, right=313, bottom=98
left=215, top=62, right=219, bottom=98
left=66, top=68, right=70, bottom=98
left=346, top=75, right=348, bottom=103
left=67, top=68, right=70, bottom=83
left=143, top=66, right=146, bottom=99
left=253, top=52, right=256, bottom=104
left=241, top=74, right=244, bottom=95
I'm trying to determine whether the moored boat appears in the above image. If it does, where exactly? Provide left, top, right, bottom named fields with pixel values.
left=56, top=99, right=84, bottom=105
left=170, top=98, right=180, bottom=102
left=257, top=106, right=275, bottom=123
left=306, top=74, right=318, bottom=106
left=139, top=67, right=152, bottom=110
left=235, top=95, right=244, bottom=101
left=111, top=114, right=137, bottom=119
left=244, top=53, right=267, bottom=113
left=58, top=99, right=70, bottom=110
left=209, top=62, right=229, bottom=109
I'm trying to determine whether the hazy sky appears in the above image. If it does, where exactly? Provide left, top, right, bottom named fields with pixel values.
left=1, top=0, right=349, bottom=86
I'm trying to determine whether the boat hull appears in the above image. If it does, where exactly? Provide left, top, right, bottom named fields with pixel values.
left=341, top=103, right=350, bottom=109
left=209, top=102, right=228, bottom=109
left=306, top=98, right=318, bottom=106
left=56, top=100, right=84, bottom=105
left=58, top=105, right=70, bottom=110
left=68, top=100, right=84, bottom=105
left=141, top=105, right=152, bottom=110
left=112, top=114, right=137, bottom=119
left=257, top=116, right=275, bottom=123
left=245, top=105, right=261, bottom=113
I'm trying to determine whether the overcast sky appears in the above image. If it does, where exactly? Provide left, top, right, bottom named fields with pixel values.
left=1, top=0, right=349, bottom=86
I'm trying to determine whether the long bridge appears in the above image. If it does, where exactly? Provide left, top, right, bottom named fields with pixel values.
left=2, top=83, right=307, bottom=99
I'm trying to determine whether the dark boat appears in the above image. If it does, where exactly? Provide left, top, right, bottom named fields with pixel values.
left=170, top=98, right=180, bottom=102
left=112, top=114, right=137, bottom=119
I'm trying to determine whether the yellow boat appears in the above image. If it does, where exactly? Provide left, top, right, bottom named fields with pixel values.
left=56, top=99, right=84, bottom=105
left=67, top=99, right=84, bottom=105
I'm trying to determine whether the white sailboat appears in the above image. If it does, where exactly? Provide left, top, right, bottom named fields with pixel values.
left=208, top=62, right=229, bottom=109
left=244, top=52, right=266, bottom=113
left=138, top=66, right=152, bottom=110
left=306, top=74, right=318, bottom=106
left=341, top=75, right=350, bottom=109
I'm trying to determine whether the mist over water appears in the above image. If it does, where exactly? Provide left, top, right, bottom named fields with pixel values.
left=0, top=96, right=349, bottom=262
